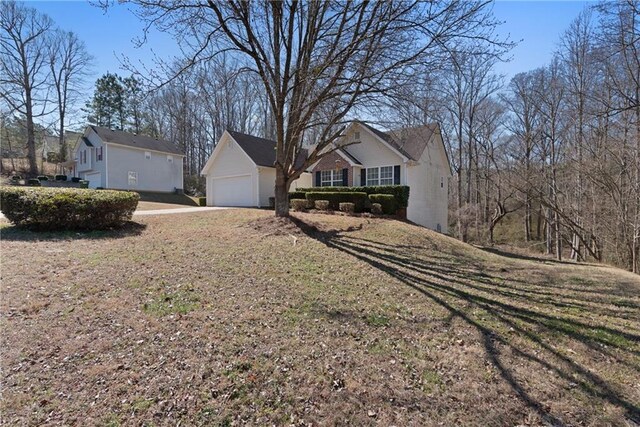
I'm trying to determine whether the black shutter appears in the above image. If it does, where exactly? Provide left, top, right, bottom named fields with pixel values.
left=315, top=171, right=321, bottom=187
left=360, top=168, right=366, bottom=186
left=342, top=168, right=348, bottom=186
left=394, top=165, right=401, bottom=185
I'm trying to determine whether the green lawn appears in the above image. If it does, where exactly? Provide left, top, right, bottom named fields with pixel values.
left=1, top=210, right=639, bottom=426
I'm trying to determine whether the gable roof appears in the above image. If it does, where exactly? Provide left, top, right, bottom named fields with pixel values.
left=388, top=124, right=439, bottom=161
left=227, top=130, right=277, bottom=167
left=227, top=130, right=308, bottom=170
left=80, top=136, right=93, bottom=147
left=90, top=126, right=184, bottom=156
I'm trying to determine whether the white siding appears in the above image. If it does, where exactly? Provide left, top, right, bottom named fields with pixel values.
left=406, top=134, right=449, bottom=233
left=106, top=144, right=183, bottom=192
left=343, top=124, right=405, bottom=185
left=76, top=129, right=107, bottom=187
left=205, top=136, right=258, bottom=206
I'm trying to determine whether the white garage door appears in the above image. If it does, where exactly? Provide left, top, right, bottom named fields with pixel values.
left=211, top=174, right=254, bottom=206
left=85, top=172, right=101, bottom=189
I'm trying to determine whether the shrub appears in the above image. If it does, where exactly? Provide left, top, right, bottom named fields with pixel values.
left=37, top=175, right=48, bottom=181
left=371, top=203, right=383, bottom=215
left=314, top=200, right=330, bottom=210
left=291, top=199, right=310, bottom=211
left=0, top=187, right=140, bottom=231
left=55, top=175, right=67, bottom=181
left=296, top=185, right=409, bottom=208
left=96, top=187, right=105, bottom=190
left=288, top=191, right=307, bottom=200
left=11, top=175, right=21, bottom=181
left=305, top=191, right=367, bottom=212
left=339, top=202, right=355, bottom=214
left=27, top=179, right=41, bottom=186
left=197, top=196, right=206, bottom=206
left=79, top=180, right=89, bottom=188
left=71, top=177, right=81, bottom=183
left=369, top=194, right=396, bottom=214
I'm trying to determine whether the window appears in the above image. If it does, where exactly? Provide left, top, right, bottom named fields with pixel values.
left=167, top=155, right=173, bottom=163
left=353, top=131, right=360, bottom=141
left=96, top=147, right=103, bottom=161
left=380, top=166, right=393, bottom=185
left=145, top=151, right=151, bottom=160
left=366, top=167, right=379, bottom=186
left=440, top=176, right=444, bottom=188
left=128, top=171, right=138, bottom=186
left=321, top=169, right=343, bottom=187
left=367, top=166, right=397, bottom=186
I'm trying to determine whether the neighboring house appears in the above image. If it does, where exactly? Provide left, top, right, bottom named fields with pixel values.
left=71, top=126, right=184, bottom=191
left=310, top=121, right=452, bottom=232
left=200, top=130, right=312, bottom=207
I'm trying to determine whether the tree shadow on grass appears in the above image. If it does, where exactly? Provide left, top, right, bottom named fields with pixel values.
left=0, top=221, right=147, bottom=242
left=290, top=216, right=640, bottom=425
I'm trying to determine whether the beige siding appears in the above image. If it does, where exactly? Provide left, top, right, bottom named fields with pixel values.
left=291, top=173, right=312, bottom=189
left=107, top=144, right=183, bottom=192
left=258, top=167, right=275, bottom=207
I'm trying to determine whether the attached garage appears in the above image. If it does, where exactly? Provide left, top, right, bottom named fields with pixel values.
left=201, top=130, right=311, bottom=208
left=209, top=174, right=254, bottom=207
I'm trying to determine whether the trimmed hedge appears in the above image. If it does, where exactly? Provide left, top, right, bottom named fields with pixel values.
left=55, top=175, right=67, bottom=181
left=0, top=187, right=139, bottom=231
left=288, top=191, right=307, bottom=200
left=369, top=194, right=396, bottom=214
left=314, top=200, right=330, bottom=210
left=305, top=191, right=367, bottom=212
left=290, top=199, right=310, bottom=211
left=371, top=203, right=383, bottom=215
left=71, top=177, right=81, bottom=183
left=339, top=202, right=355, bottom=214
left=37, top=175, right=49, bottom=181
left=197, top=196, right=206, bottom=206
left=11, top=175, right=21, bottom=181
left=27, top=179, right=41, bottom=186
left=296, top=185, right=409, bottom=208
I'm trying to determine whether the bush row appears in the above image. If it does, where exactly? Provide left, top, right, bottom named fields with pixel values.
left=369, top=194, right=396, bottom=214
left=0, top=187, right=139, bottom=231
left=293, top=185, right=409, bottom=208
left=305, top=191, right=367, bottom=212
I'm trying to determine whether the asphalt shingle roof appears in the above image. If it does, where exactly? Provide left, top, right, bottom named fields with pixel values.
left=228, top=130, right=308, bottom=169
left=90, top=126, right=184, bottom=156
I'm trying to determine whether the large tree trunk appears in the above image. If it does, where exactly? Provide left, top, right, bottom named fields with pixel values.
left=26, top=102, right=38, bottom=177
left=274, top=166, right=290, bottom=217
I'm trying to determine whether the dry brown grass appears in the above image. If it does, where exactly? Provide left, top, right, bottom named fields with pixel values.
left=1, top=210, right=639, bottom=426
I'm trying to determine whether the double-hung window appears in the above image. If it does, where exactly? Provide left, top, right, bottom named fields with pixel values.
left=321, top=170, right=342, bottom=187
left=366, top=166, right=396, bottom=186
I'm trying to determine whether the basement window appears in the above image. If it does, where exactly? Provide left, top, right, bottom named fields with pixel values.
left=145, top=151, right=151, bottom=160
left=167, top=155, right=173, bottom=163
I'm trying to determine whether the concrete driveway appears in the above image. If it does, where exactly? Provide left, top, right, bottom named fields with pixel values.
left=133, top=206, right=231, bottom=216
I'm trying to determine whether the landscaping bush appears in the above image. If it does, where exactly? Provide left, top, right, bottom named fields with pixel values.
left=79, top=180, right=89, bottom=188
left=197, top=196, right=206, bottom=206
left=314, top=200, right=330, bottom=210
left=0, top=187, right=140, bottom=231
left=297, top=185, right=409, bottom=208
left=27, top=179, right=41, bottom=186
left=371, top=203, right=383, bottom=215
left=290, top=199, right=310, bottom=211
left=11, top=175, right=21, bottom=181
left=55, top=175, right=67, bottom=181
left=71, top=177, right=81, bottom=183
left=288, top=191, right=307, bottom=200
left=96, top=187, right=104, bottom=190
left=37, top=175, right=48, bottom=181
left=305, top=191, right=367, bottom=212
left=369, top=194, right=397, bottom=214
left=339, top=202, right=355, bottom=214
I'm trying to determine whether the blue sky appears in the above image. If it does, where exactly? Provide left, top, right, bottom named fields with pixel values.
left=30, top=0, right=592, bottom=85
